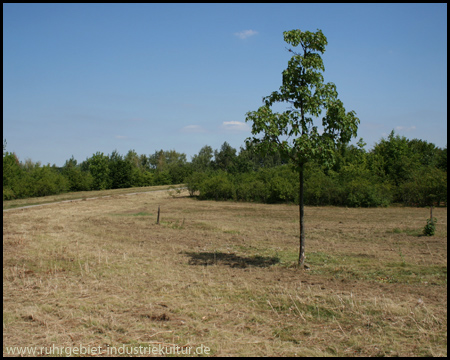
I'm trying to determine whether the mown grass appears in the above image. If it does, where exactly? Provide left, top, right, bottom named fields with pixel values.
left=2, top=184, right=184, bottom=210
left=3, top=189, right=447, bottom=356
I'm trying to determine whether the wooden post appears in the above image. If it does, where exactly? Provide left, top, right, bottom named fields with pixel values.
left=298, top=167, right=305, bottom=268
left=157, top=205, right=160, bottom=225
left=430, top=205, right=433, bottom=220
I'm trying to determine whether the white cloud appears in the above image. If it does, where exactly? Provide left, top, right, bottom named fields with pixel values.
left=234, top=29, right=258, bottom=39
left=221, top=121, right=250, bottom=132
left=181, top=125, right=207, bottom=133
left=395, top=125, right=416, bottom=132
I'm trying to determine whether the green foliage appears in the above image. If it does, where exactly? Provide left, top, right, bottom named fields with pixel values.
left=198, top=171, right=235, bottom=201
left=130, top=167, right=154, bottom=187
left=366, top=131, right=448, bottom=206
left=436, top=145, right=447, bottom=172
left=235, top=178, right=268, bottom=203
left=214, top=142, right=237, bottom=173
left=3, top=187, right=15, bottom=201
left=109, top=150, right=133, bottom=189
left=265, top=167, right=298, bottom=203
left=344, top=177, right=392, bottom=207
left=186, top=172, right=208, bottom=196
left=31, top=165, right=70, bottom=197
left=234, top=171, right=271, bottom=203
left=168, top=162, right=191, bottom=185
left=304, top=164, right=341, bottom=205
left=2, top=133, right=446, bottom=206
left=3, top=151, right=21, bottom=199
left=191, top=145, right=214, bottom=172
left=399, top=166, right=447, bottom=206
left=149, top=149, right=190, bottom=184
left=153, top=170, right=172, bottom=186
left=245, top=28, right=359, bottom=170
left=423, top=217, right=437, bottom=236
left=3, top=158, right=69, bottom=199
left=61, top=156, right=93, bottom=192
left=189, top=163, right=394, bottom=207
left=87, top=152, right=111, bottom=190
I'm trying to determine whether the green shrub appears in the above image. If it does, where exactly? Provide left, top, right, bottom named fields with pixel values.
left=199, top=172, right=235, bottom=201
left=131, top=168, right=154, bottom=187
left=423, top=217, right=437, bottom=236
left=88, top=152, right=111, bottom=190
left=62, top=166, right=93, bottom=191
left=235, top=179, right=269, bottom=202
left=304, top=168, right=340, bottom=205
left=343, top=178, right=392, bottom=207
left=400, top=167, right=447, bottom=206
left=267, top=175, right=296, bottom=203
left=31, top=165, right=70, bottom=197
left=186, top=172, right=208, bottom=196
left=3, top=187, right=15, bottom=200
left=153, top=170, right=172, bottom=186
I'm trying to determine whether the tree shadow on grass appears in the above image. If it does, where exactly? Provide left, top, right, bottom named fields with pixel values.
left=183, top=251, right=280, bottom=268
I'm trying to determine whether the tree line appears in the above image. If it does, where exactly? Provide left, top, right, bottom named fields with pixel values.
left=2, top=131, right=447, bottom=207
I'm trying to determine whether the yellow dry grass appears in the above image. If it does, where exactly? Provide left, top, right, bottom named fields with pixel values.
left=3, top=188, right=447, bottom=356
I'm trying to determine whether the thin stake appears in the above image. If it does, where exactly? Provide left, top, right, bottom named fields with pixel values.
left=157, top=205, right=160, bottom=225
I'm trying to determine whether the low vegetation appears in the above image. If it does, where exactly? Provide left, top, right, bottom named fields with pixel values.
left=3, top=188, right=447, bottom=356
left=3, top=131, right=447, bottom=208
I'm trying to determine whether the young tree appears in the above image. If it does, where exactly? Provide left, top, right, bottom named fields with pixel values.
left=88, top=152, right=111, bottom=190
left=245, top=29, right=359, bottom=267
left=109, top=150, right=133, bottom=189
left=214, top=142, right=237, bottom=173
left=62, top=155, right=93, bottom=192
left=191, top=145, right=214, bottom=172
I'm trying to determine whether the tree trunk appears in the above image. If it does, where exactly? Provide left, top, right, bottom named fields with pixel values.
left=298, top=168, right=305, bottom=267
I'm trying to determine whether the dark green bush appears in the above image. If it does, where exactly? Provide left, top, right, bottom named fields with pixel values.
left=131, top=168, right=154, bottom=187
left=344, top=178, right=392, bottom=207
left=235, top=178, right=269, bottom=202
left=153, top=170, right=172, bottom=186
left=423, top=217, right=437, bottom=236
left=186, top=172, right=208, bottom=196
left=267, top=175, right=296, bottom=203
left=304, top=168, right=341, bottom=205
left=3, top=187, right=15, bottom=201
left=400, top=167, right=447, bottom=206
left=198, top=172, right=235, bottom=201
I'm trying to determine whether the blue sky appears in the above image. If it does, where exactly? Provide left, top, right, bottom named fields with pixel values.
left=3, top=3, right=447, bottom=166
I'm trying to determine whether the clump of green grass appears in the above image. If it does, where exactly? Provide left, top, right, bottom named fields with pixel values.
left=391, top=227, right=421, bottom=236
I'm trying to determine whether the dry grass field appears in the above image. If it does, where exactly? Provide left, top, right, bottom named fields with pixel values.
left=3, top=188, right=447, bottom=356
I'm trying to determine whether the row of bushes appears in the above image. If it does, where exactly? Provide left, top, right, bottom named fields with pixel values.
left=2, top=151, right=185, bottom=200
left=3, top=132, right=447, bottom=206
left=2, top=164, right=70, bottom=200
left=2, top=167, right=181, bottom=201
left=186, top=164, right=446, bottom=207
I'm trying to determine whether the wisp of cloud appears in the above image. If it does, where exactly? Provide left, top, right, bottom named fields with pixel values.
left=234, top=29, right=258, bottom=39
